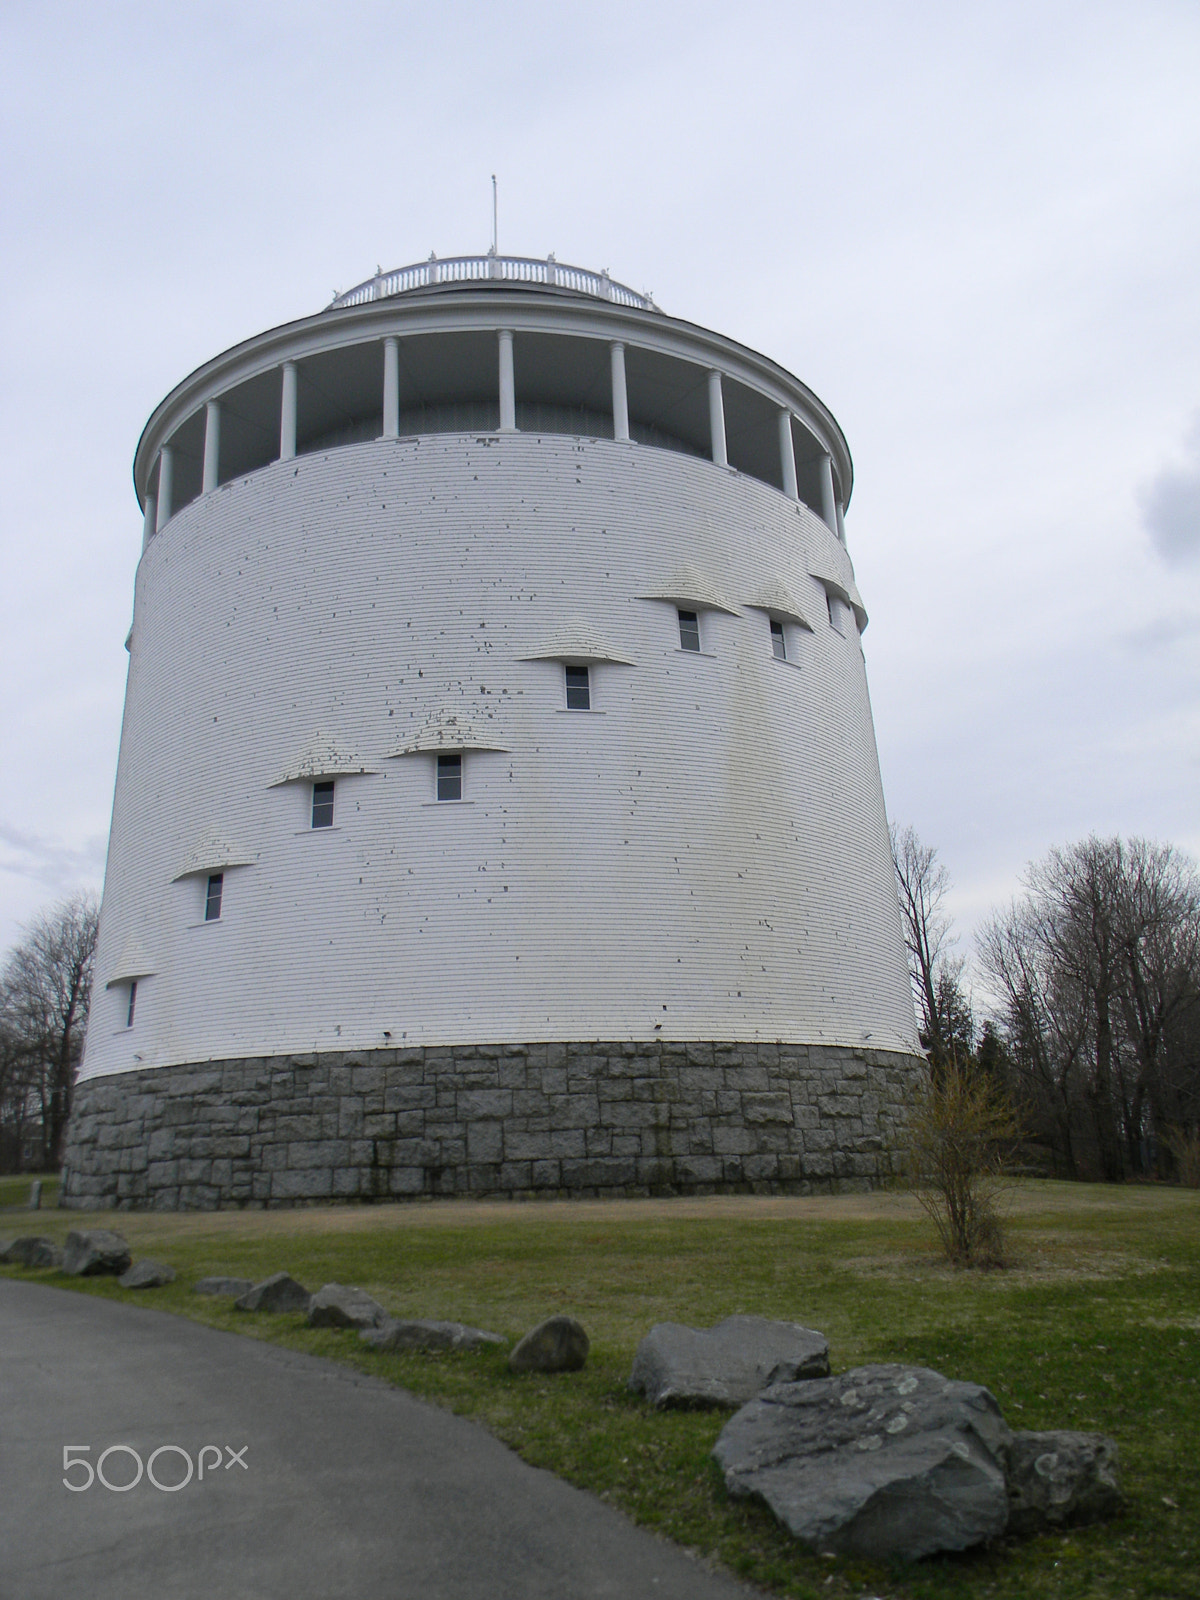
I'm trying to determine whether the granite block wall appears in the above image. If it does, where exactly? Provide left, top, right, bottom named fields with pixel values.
left=60, top=1041, right=922, bottom=1210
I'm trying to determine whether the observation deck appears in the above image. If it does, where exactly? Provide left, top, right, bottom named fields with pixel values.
left=329, top=252, right=659, bottom=313
left=134, top=254, right=854, bottom=567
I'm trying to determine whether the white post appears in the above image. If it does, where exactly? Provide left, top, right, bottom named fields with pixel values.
left=142, top=493, right=157, bottom=551
left=498, top=330, right=516, bottom=432
left=835, top=499, right=847, bottom=545
left=610, top=342, right=630, bottom=442
left=818, top=452, right=837, bottom=533
left=155, top=446, right=173, bottom=532
left=280, top=361, right=298, bottom=461
left=382, top=336, right=400, bottom=438
left=708, top=370, right=727, bottom=467
left=778, top=409, right=798, bottom=501
left=202, top=400, right=221, bottom=493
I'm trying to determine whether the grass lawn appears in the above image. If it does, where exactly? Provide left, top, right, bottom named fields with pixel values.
left=0, top=1172, right=59, bottom=1209
left=3, top=1180, right=1197, bottom=1599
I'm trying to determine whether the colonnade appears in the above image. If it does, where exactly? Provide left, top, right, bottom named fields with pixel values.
left=145, top=331, right=847, bottom=549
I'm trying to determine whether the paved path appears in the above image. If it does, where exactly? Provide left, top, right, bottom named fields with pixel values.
left=0, top=1280, right=761, bottom=1600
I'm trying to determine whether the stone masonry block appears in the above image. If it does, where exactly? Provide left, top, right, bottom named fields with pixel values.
left=271, top=1168, right=334, bottom=1199
left=817, top=1094, right=863, bottom=1118
left=146, top=1128, right=176, bottom=1161
left=288, top=1140, right=350, bottom=1169
left=383, top=1084, right=436, bottom=1111
left=674, top=1155, right=721, bottom=1185
left=724, top=1066, right=770, bottom=1092
left=505, top=1131, right=553, bottom=1161
left=211, top=1135, right=251, bottom=1159
left=467, top=1121, right=504, bottom=1164
left=751, top=1127, right=791, bottom=1155
left=742, top=1093, right=794, bottom=1124
left=712, top=1125, right=755, bottom=1156
left=457, top=1089, right=513, bottom=1120
left=548, top=1129, right=586, bottom=1159
left=560, top=1158, right=637, bottom=1190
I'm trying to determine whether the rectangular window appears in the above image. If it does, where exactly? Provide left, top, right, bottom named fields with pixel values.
left=827, top=594, right=847, bottom=636
left=312, top=780, right=335, bottom=828
left=770, top=619, right=787, bottom=660
left=205, top=872, right=224, bottom=921
left=437, top=753, right=462, bottom=801
left=126, top=980, right=138, bottom=1029
left=678, top=609, right=701, bottom=652
left=565, top=665, right=590, bottom=710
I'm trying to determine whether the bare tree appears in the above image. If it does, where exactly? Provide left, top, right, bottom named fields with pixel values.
left=1112, top=839, right=1200, bottom=1140
left=978, top=837, right=1200, bottom=1181
left=890, top=824, right=972, bottom=1069
left=0, top=892, right=99, bottom=1170
left=0, top=1011, right=35, bottom=1172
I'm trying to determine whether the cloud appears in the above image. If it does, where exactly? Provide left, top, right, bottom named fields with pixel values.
left=1140, top=416, right=1200, bottom=565
left=1121, top=612, right=1200, bottom=653
left=0, top=822, right=107, bottom=897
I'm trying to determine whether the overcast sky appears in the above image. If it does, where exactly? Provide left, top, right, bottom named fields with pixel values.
left=2, top=0, right=1197, bottom=978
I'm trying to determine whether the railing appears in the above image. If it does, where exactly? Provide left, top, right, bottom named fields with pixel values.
left=329, top=254, right=659, bottom=313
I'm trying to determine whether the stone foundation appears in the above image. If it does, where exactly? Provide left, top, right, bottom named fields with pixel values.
left=59, top=1041, right=923, bottom=1211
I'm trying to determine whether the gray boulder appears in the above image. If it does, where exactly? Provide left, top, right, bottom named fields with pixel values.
left=508, top=1315, right=589, bottom=1373
left=63, top=1230, right=132, bottom=1277
left=629, top=1315, right=829, bottom=1409
left=1004, top=1430, right=1122, bottom=1534
left=1, top=1236, right=63, bottom=1268
left=118, top=1260, right=177, bottom=1289
left=194, top=1276, right=256, bottom=1298
left=360, top=1318, right=507, bottom=1353
left=713, top=1363, right=1012, bottom=1563
left=307, top=1283, right=388, bottom=1330
left=234, top=1272, right=312, bottom=1314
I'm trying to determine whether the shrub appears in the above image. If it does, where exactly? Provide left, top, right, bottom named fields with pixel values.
left=906, top=1060, right=1018, bottom=1267
left=1163, top=1126, right=1200, bottom=1188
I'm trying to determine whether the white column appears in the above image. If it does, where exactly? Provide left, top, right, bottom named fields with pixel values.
left=835, top=500, right=847, bottom=546
left=155, top=446, right=173, bottom=532
left=610, top=342, right=630, bottom=442
left=280, top=361, right=298, bottom=461
left=382, top=337, right=399, bottom=438
left=202, top=400, right=221, bottom=493
left=498, top=330, right=516, bottom=432
left=141, top=493, right=157, bottom=551
left=818, top=451, right=837, bottom=533
left=708, top=370, right=727, bottom=467
left=778, top=409, right=799, bottom=501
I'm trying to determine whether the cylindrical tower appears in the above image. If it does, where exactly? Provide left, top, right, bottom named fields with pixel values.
left=63, top=254, right=921, bottom=1209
